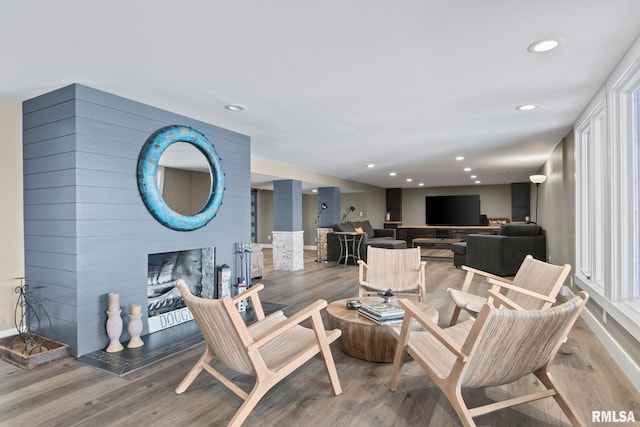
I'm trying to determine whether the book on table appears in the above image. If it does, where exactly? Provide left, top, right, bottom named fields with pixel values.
left=359, top=301, right=404, bottom=318
left=357, top=301, right=405, bottom=325
left=357, top=309, right=404, bottom=325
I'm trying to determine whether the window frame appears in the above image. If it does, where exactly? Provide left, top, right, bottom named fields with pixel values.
left=574, top=51, right=640, bottom=341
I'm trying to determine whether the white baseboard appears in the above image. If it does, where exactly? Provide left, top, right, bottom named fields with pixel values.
left=0, top=328, right=19, bottom=339
left=562, top=286, right=640, bottom=393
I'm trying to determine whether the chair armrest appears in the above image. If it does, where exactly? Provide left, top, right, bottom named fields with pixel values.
left=357, top=260, right=368, bottom=285
left=459, top=265, right=513, bottom=294
left=231, top=283, right=265, bottom=320
left=461, top=265, right=513, bottom=285
left=487, top=278, right=555, bottom=304
left=487, top=289, right=524, bottom=310
left=250, top=299, right=328, bottom=349
left=397, top=299, right=467, bottom=362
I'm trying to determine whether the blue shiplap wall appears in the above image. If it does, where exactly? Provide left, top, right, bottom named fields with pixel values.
left=23, top=84, right=250, bottom=356
left=273, top=179, right=302, bottom=231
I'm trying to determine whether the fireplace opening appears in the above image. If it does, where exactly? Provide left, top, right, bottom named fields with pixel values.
left=147, top=247, right=215, bottom=332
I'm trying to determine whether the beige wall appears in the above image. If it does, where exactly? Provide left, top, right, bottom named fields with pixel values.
left=402, top=184, right=513, bottom=226
left=0, top=100, right=24, bottom=334
left=255, top=188, right=387, bottom=246
left=256, top=189, right=273, bottom=244
left=535, top=139, right=567, bottom=265
left=252, top=156, right=386, bottom=246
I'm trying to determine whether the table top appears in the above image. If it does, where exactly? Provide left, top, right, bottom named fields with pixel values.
left=333, top=231, right=364, bottom=235
left=327, top=297, right=438, bottom=326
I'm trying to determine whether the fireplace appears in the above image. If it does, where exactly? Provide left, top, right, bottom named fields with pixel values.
left=146, top=247, right=215, bottom=333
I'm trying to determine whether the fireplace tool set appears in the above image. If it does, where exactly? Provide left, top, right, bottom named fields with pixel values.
left=235, top=242, right=252, bottom=312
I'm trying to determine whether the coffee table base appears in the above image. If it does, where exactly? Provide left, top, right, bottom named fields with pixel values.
left=326, top=298, right=439, bottom=363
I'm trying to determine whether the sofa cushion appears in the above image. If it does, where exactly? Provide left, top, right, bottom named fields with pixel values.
left=351, top=220, right=375, bottom=238
left=368, top=240, right=407, bottom=249
left=499, top=224, right=541, bottom=236
left=333, top=223, right=354, bottom=232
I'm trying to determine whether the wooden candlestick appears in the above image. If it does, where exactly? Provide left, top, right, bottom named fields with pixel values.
left=105, top=309, right=124, bottom=352
left=108, top=292, right=119, bottom=313
left=127, top=312, right=144, bottom=349
left=131, top=304, right=141, bottom=315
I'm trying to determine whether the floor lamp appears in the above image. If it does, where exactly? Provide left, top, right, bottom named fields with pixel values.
left=316, top=203, right=328, bottom=262
left=529, top=174, right=547, bottom=224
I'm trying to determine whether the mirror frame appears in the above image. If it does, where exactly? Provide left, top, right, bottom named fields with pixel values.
left=137, top=125, right=225, bottom=231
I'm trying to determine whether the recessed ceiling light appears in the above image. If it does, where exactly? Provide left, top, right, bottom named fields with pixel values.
left=516, top=104, right=537, bottom=111
left=455, top=156, right=464, bottom=161
left=527, top=38, right=561, bottom=53
left=464, top=167, right=472, bottom=172
left=470, top=175, right=477, bottom=179
left=224, top=104, right=247, bottom=111
left=366, top=164, right=375, bottom=168
left=312, top=189, right=318, bottom=193
left=406, top=178, right=413, bottom=182
left=389, top=172, right=397, bottom=176
left=418, top=183, right=424, bottom=186
left=475, top=180, right=481, bottom=184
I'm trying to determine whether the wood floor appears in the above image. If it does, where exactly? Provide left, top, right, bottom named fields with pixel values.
left=1, top=249, right=638, bottom=426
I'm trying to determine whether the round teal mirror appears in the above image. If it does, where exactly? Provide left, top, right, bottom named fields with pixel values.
left=137, top=125, right=225, bottom=231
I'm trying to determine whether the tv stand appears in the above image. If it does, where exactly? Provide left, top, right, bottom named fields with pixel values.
left=397, top=225, right=500, bottom=247
left=411, top=237, right=464, bottom=259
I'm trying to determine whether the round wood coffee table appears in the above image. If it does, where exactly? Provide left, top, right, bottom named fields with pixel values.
left=326, top=297, right=439, bottom=363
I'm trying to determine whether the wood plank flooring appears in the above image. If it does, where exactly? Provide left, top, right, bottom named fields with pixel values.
left=1, top=249, right=638, bottom=426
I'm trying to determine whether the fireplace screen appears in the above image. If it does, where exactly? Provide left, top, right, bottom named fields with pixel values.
left=147, top=248, right=215, bottom=332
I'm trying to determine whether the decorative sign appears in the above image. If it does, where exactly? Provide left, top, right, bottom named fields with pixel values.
left=148, top=306, right=194, bottom=333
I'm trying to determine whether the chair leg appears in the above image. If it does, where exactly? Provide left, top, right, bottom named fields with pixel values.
left=447, top=387, right=476, bottom=427
left=228, top=384, right=270, bottom=427
left=388, top=350, right=404, bottom=392
left=175, top=348, right=214, bottom=394
left=312, top=313, right=342, bottom=395
left=534, top=368, right=586, bottom=427
left=450, top=306, right=462, bottom=326
left=389, top=313, right=416, bottom=392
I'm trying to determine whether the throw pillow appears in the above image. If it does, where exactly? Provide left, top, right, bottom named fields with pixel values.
left=353, top=227, right=364, bottom=233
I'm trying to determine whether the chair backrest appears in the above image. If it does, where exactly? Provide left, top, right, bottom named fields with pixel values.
left=176, top=281, right=255, bottom=375
left=505, top=255, right=571, bottom=310
left=460, top=292, right=587, bottom=388
left=365, top=247, right=422, bottom=292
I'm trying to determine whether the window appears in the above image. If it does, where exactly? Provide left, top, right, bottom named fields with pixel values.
left=634, top=87, right=640, bottom=299
left=575, top=46, right=640, bottom=340
left=575, top=99, right=606, bottom=294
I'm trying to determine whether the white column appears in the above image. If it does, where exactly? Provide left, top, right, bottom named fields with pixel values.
left=272, top=231, right=304, bottom=271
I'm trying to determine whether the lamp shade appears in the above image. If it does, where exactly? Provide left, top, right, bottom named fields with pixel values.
left=529, top=174, right=547, bottom=184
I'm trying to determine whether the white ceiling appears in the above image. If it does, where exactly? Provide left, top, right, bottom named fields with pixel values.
left=2, top=1, right=640, bottom=191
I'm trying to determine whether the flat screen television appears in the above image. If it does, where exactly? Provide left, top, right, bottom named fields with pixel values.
left=425, top=195, right=481, bottom=226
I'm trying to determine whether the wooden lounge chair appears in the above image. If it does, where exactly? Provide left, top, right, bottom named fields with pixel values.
left=357, top=246, right=426, bottom=301
left=175, top=280, right=342, bottom=427
left=389, top=292, right=589, bottom=427
left=448, top=254, right=571, bottom=325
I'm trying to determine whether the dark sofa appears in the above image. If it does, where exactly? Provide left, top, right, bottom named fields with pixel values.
left=327, top=220, right=403, bottom=263
left=452, top=223, right=546, bottom=276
